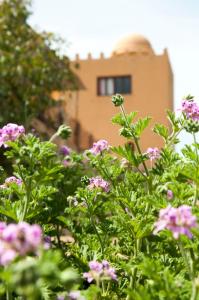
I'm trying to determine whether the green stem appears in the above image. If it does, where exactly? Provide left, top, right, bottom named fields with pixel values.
left=101, top=280, right=106, bottom=296
left=193, top=133, right=198, bottom=162
left=105, top=281, right=110, bottom=295
left=120, top=105, right=149, bottom=177
left=192, top=134, right=198, bottom=206
left=6, top=284, right=12, bottom=300
left=126, top=238, right=141, bottom=300
left=91, top=215, right=104, bottom=255
left=178, top=240, right=193, bottom=281
left=49, top=132, right=58, bottom=142
left=56, top=224, right=62, bottom=249
left=193, top=184, right=198, bottom=206
left=166, top=127, right=183, bottom=148
left=179, top=240, right=199, bottom=300
left=20, top=182, right=31, bottom=221
left=86, top=200, right=104, bottom=255
left=191, top=280, right=199, bottom=300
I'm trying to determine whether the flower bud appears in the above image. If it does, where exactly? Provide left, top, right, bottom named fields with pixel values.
left=57, top=125, right=72, bottom=139
left=112, top=94, right=124, bottom=107
left=81, top=176, right=90, bottom=185
left=183, top=119, right=199, bottom=133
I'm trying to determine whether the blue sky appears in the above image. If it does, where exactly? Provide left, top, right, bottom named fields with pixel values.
left=30, top=0, right=199, bottom=144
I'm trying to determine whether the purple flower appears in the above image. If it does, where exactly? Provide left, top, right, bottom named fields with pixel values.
left=88, top=177, right=110, bottom=192
left=181, top=99, right=199, bottom=121
left=90, top=140, right=109, bottom=155
left=167, top=190, right=173, bottom=200
left=0, top=123, right=25, bottom=148
left=83, top=260, right=117, bottom=283
left=146, top=147, right=160, bottom=161
left=154, top=205, right=197, bottom=239
left=0, top=222, right=43, bottom=265
left=44, top=236, right=51, bottom=249
left=60, top=145, right=71, bottom=156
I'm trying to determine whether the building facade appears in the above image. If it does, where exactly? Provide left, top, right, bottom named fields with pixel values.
left=65, top=34, right=173, bottom=151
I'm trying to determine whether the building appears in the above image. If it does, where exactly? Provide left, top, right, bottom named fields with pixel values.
left=64, top=34, right=173, bottom=151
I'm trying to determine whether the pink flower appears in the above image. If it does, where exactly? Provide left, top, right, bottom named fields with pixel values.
left=154, top=205, right=197, bottom=239
left=167, top=190, right=173, bottom=200
left=181, top=99, right=199, bottom=121
left=0, top=222, right=43, bottom=265
left=104, top=267, right=117, bottom=280
left=63, top=159, right=70, bottom=167
left=0, top=123, right=25, bottom=148
left=146, top=147, right=160, bottom=161
left=69, top=291, right=85, bottom=300
left=90, top=140, right=109, bottom=155
left=88, top=176, right=110, bottom=192
left=89, top=261, right=103, bottom=272
left=0, top=222, right=6, bottom=236
left=83, top=260, right=117, bottom=283
left=0, top=248, right=17, bottom=266
left=0, top=176, right=22, bottom=189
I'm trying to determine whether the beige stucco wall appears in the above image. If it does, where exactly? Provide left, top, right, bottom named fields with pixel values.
left=64, top=49, right=173, bottom=151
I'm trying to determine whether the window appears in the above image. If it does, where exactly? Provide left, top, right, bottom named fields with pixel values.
left=97, top=76, right=131, bottom=96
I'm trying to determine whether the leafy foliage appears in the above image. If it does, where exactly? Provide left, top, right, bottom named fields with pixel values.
left=0, top=93, right=199, bottom=300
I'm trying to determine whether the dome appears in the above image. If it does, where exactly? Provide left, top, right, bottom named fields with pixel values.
left=112, top=34, right=154, bottom=56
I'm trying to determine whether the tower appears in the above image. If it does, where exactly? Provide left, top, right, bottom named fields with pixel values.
left=65, top=34, right=173, bottom=151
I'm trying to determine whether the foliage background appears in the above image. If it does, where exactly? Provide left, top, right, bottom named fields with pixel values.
left=0, top=0, right=76, bottom=129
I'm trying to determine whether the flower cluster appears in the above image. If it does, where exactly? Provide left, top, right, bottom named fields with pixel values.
left=0, top=222, right=43, bottom=265
left=90, top=139, right=109, bottom=155
left=0, top=123, right=25, bottom=148
left=0, top=176, right=22, bottom=189
left=181, top=99, right=199, bottom=121
left=83, top=260, right=117, bottom=283
left=146, top=147, right=160, bottom=161
left=88, top=176, right=110, bottom=192
left=154, top=205, right=197, bottom=239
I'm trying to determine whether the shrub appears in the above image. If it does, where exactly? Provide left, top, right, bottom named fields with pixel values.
left=0, top=94, right=199, bottom=299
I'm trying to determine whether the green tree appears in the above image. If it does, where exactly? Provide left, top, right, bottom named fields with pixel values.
left=0, top=0, right=76, bottom=128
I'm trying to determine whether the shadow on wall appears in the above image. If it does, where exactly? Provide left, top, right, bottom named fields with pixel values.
left=31, top=104, right=95, bottom=152
left=68, top=118, right=95, bottom=151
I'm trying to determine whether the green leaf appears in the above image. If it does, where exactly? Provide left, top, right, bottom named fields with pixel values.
left=133, top=116, right=151, bottom=138
left=112, top=111, right=137, bottom=126
left=153, top=123, right=169, bottom=140
left=0, top=205, right=18, bottom=221
left=112, top=113, right=126, bottom=126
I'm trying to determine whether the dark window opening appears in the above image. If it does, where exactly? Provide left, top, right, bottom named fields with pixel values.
left=97, top=76, right=131, bottom=96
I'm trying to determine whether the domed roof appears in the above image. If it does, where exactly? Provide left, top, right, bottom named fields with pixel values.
left=112, top=34, right=154, bottom=56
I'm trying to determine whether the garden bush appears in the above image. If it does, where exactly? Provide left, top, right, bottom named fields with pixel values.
left=0, top=94, right=199, bottom=299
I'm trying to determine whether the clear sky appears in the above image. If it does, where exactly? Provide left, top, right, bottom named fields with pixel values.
left=30, top=0, right=199, bottom=145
